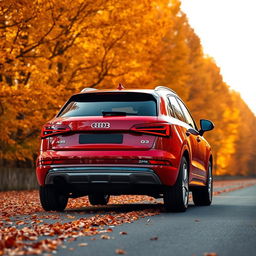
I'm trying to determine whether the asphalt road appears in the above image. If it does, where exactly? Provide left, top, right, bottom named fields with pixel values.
left=57, top=185, right=256, bottom=256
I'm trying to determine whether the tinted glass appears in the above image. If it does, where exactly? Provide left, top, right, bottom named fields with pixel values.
left=59, top=93, right=157, bottom=117
left=165, top=97, right=175, bottom=118
left=176, top=98, right=197, bottom=130
left=168, top=96, right=186, bottom=122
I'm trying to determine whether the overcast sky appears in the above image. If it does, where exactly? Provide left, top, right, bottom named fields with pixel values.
left=180, top=0, right=256, bottom=115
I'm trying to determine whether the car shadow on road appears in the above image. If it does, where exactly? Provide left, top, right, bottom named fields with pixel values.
left=65, top=202, right=164, bottom=214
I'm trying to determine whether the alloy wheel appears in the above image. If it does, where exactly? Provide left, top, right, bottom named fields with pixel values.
left=182, top=161, right=189, bottom=207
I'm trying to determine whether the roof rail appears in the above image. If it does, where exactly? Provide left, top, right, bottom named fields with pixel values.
left=155, top=86, right=177, bottom=94
left=80, top=88, right=98, bottom=93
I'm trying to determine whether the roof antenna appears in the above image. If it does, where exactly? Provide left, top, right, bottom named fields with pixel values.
left=117, top=83, right=125, bottom=90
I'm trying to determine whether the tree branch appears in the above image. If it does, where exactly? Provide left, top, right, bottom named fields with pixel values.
left=15, top=16, right=56, bottom=58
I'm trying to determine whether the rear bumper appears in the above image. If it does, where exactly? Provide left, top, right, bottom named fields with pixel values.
left=36, top=149, right=180, bottom=186
left=45, top=167, right=162, bottom=185
left=37, top=164, right=179, bottom=187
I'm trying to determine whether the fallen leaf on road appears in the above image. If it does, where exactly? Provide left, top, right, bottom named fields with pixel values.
left=119, top=231, right=128, bottom=235
left=115, top=249, right=126, bottom=254
left=150, top=237, right=158, bottom=240
left=16, top=221, right=25, bottom=225
left=4, top=237, right=16, bottom=248
left=67, top=215, right=76, bottom=219
left=78, top=243, right=88, bottom=247
left=100, top=235, right=110, bottom=240
left=1, top=180, right=255, bottom=256
left=204, top=252, right=218, bottom=256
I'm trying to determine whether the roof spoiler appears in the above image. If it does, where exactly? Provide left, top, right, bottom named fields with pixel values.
left=80, top=88, right=98, bottom=93
left=155, top=86, right=176, bottom=94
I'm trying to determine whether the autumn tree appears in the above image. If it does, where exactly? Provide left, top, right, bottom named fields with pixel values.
left=0, top=0, right=255, bottom=175
left=0, top=0, right=175, bottom=163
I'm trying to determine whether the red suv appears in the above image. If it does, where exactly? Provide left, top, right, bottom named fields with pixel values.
left=36, top=86, right=214, bottom=212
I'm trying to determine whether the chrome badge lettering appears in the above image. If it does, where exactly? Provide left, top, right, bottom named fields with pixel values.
left=91, top=122, right=111, bottom=128
left=56, top=139, right=66, bottom=144
left=140, top=140, right=150, bottom=144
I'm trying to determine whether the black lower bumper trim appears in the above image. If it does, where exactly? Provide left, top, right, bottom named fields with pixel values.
left=45, top=167, right=162, bottom=186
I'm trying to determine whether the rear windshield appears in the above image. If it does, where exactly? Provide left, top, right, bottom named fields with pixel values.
left=58, top=92, right=157, bottom=117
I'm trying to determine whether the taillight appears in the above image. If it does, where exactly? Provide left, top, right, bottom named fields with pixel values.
left=41, top=124, right=71, bottom=138
left=131, top=123, right=170, bottom=136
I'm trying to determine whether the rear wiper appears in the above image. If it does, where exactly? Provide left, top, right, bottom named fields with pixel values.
left=102, top=111, right=137, bottom=116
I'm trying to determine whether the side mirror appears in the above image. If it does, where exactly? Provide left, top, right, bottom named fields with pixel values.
left=199, top=119, right=214, bottom=136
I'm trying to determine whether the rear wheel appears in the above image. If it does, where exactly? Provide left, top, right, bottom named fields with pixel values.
left=163, top=156, right=189, bottom=212
left=88, top=194, right=110, bottom=205
left=39, top=186, right=68, bottom=211
left=192, top=161, right=213, bottom=206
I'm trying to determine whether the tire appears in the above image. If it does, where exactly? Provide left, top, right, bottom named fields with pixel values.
left=88, top=194, right=110, bottom=205
left=39, top=185, right=68, bottom=211
left=163, top=156, right=189, bottom=212
left=192, top=161, right=213, bottom=206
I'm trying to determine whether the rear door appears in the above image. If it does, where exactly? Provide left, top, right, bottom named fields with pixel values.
left=49, top=117, right=158, bottom=151
left=167, top=96, right=204, bottom=181
left=175, top=98, right=207, bottom=182
left=46, top=92, right=161, bottom=151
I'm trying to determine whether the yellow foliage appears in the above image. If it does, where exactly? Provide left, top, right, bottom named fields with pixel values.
left=0, top=0, right=255, bottom=175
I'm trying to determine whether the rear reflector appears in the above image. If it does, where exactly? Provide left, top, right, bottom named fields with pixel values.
left=149, top=160, right=170, bottom=165
left=41, top=124, right=71, bottom=138
left=40, top=160, right=52, bottom=165
left=39, top=158, right=171, bottom=165
left=131, top=123, right=170, bottom=136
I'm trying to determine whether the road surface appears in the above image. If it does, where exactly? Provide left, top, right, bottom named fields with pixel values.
left=1, top=180, right=256, bottom=256
left=56, top=184, right=256, bottom=256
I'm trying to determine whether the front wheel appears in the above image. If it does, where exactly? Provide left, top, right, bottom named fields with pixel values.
left=192, top=161, right=213, bottom=206
left=39, top=186, right=68, bottom=211
left=88, top=194, right=110, bottom=205
left=163, top=156, right=189, bottom=212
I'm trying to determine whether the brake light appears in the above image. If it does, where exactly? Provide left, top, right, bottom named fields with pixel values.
left=41, top=124, right=71, bottom=138
left=131, top=123, right=170, bottom=136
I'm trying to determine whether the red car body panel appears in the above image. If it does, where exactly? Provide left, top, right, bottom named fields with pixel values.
left=36, top=88, right=213, bottom=196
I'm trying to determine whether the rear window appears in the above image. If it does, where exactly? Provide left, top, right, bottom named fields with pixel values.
left=58, top=92, right=157, bottom=117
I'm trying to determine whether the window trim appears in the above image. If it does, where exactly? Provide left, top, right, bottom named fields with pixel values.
left=167, top=95, right=186, bottom=122
left=57, top=92, right=159, bottom=117
left=167, top=95, right=198, bottom=131
left=175, top=97, right=198, bottom=130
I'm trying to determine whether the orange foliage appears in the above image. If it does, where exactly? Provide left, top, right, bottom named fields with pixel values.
left=0, top=0, right=255, bottom=175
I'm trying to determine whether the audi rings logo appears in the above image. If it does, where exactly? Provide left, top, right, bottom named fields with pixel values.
left=91, top=122, right=111, bottom=128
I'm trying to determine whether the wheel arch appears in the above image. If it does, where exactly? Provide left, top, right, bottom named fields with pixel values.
left=209, top=154, right=213, bottom=165
left=180, top=138, right=192, bottom=172
left=180, top=146, right=191, bottom=184
left=182, top=150, right=190, bottom=168
left=181, top=148, right=190, bottom=176
left=208, top=154, right=213, bottom=178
